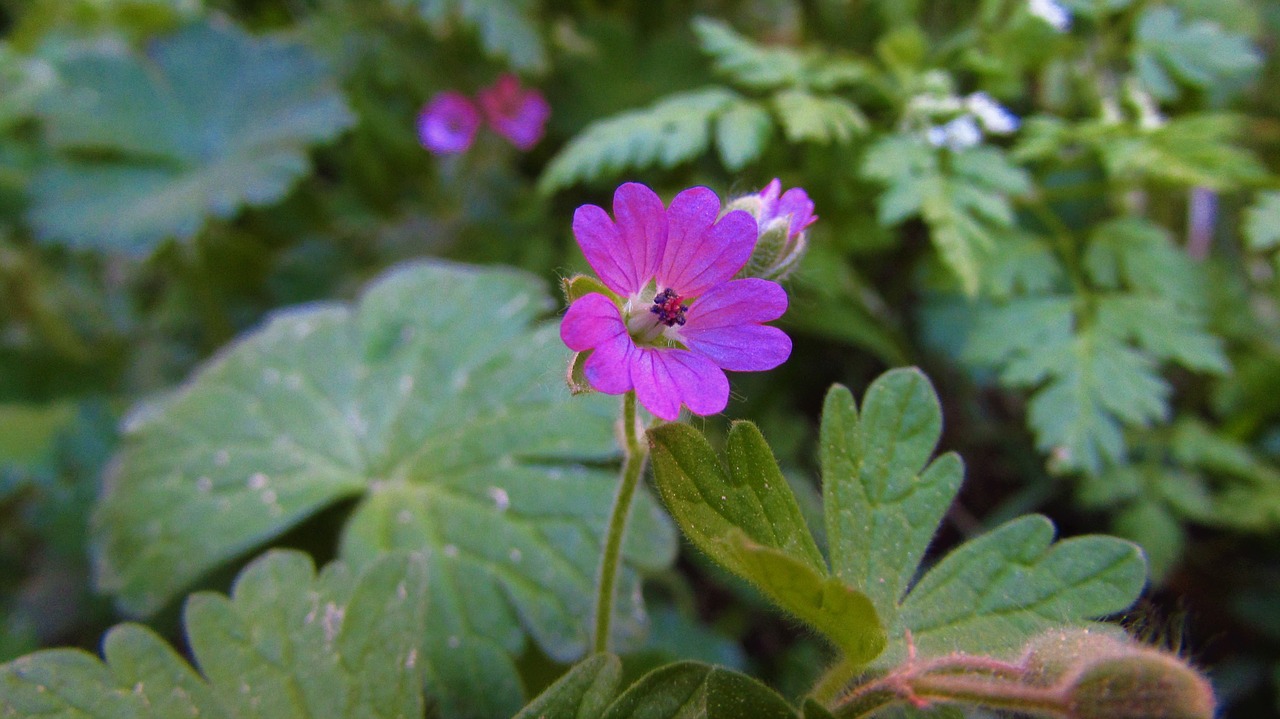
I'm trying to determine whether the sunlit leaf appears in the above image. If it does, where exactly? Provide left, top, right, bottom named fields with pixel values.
left=92, top=261, right=676, bottom=718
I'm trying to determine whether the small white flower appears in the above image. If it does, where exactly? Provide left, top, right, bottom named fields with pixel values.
left=966, top=92, right=1020, bottom=134
left=928, top=116, right=983, bottom=151
left=1029, top=0, right=1071, bottom=32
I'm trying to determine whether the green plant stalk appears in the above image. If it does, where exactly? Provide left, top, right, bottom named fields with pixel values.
left=832, top=651, right=1068, bottom=719
left=591, top=390, right=648, bottom=653
left=810, top=657, right=861, bottom=705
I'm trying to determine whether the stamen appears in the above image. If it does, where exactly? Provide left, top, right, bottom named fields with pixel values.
left=649, top=288, right=689, bottom=327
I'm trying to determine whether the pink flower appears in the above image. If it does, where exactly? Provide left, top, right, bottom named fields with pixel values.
left=477, top=74, right=551, bottom=151
left=417, top=91, right=480, bottom=155
left=560, top=183, right=792, bottom=420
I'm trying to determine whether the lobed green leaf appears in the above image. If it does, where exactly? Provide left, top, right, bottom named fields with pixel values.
left=820, top=371, right=963, bottom=625
left=1, top=551, right=428, bottom=719
left=29, top=21, right=353, bottom=254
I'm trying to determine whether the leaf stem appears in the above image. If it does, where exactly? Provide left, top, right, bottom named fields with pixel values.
left=592, top=390, right=648, bottom=653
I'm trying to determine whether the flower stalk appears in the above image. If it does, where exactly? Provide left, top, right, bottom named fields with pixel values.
left=591, top=390, right=649, bottom=653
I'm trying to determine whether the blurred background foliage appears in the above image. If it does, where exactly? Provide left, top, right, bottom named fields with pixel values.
left=3, top=0, right=1280, bottom=716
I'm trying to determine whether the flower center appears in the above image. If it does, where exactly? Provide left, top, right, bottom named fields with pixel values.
left=649, top=288, right=688, bottom=327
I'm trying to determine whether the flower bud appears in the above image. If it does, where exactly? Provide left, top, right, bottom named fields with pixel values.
left=727, top=178, right=816, bottom=281
left=1022, top=629, right=1216, bottom=719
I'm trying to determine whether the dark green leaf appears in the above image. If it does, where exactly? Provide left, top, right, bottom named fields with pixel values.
left=600, top=662, right=796, bottom=719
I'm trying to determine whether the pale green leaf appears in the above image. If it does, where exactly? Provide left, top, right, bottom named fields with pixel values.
left=0, top=44, right=54, bottom=133
left=29, top=21, right=353, bottom=254
left=714, top=101, right=773, bottom=171
left=1245, top=191, right=1280, bottom=251
left=1095, top=295, right=1228, bottom=373
left=92, top=261, right=676, bottom=717
left=897, top=515, right=1146, bottom=657
left=978, top=231, right=1066, bottom=299
left=1132, top=7, right=1260, bottom=101
left=1098, top=115, right=1266, bottom=190
left=966, top=295, right=1179, bottom=474
left=0, top=551, right=428, bottom=719
left=539, top=88, right=739, bottom=193
left=401, top=0, right=544, bottom=71
left=1083, top=217, right=1197, bottom=301
left=693, top=17, right=805, bottom=90
left=862, top=135, right=1028, bottom=295
left=820, top=372, right=963, bottom=625
left=772, top=89, right=867, bottom=144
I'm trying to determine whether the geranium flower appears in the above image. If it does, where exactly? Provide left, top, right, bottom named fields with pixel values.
left=560, top=183, right=792, bottom=420
left=477, top=74, right=551, bottom=151
left=417, top=91, right=480, bottom=154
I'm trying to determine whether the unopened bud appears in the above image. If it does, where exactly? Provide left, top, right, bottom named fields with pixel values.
left=726, top=178, right=816, bottom=281
left=1022, top=629, right=1215, bottom=719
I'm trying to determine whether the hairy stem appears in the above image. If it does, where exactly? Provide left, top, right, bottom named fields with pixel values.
left=592, top=390, right=648, bottom=653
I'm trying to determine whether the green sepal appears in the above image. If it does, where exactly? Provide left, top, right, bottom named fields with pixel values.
left=562, top=274, right=617, bottom=305
left=567, top=351, right=594, bottom=395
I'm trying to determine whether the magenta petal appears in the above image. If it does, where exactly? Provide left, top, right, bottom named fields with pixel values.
left=561, top=293, right=626, bottom=352
left=632, top=349, right=729, bottom=420
left=684, top=278, right=788, bottom=328
left=777, top=187, right=817, bottom=235
left=682, top=324, right=792, bottom=372
left=613, top=183, right=667, bottom=293
left=584, top=332, right=636, bottom=394
left=658, top=198, right=758, bottom=297
left=573, top=204, right=636, bottom=296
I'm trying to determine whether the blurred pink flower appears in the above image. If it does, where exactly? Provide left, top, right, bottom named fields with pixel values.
left=477, top=74, right=551, bottom=151
left=560, top=183, right=791, bottom=420
left=417, top=91, right=480, bottom=155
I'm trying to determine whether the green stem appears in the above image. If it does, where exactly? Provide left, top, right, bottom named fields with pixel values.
left=592, top=390, right=648, bottom=653
left=810, top=658, right=861, bottom=705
